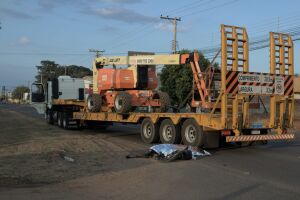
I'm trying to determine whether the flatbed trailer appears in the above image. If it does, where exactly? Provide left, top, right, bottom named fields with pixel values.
left=32, top=25, right=295, bottom=147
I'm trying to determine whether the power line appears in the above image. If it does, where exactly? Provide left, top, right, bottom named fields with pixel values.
left=164, top=0, right=216, bottom=16
left=102, top=0, right=240, bottom=50
left=181, top=0, right=240, bottom=18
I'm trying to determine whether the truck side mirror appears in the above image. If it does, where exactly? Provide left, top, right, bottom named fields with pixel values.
left=31, top=83, right=45, bottom=103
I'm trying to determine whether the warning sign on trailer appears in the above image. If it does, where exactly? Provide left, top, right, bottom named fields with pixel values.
left=226, top=71, right=288, bottom=95
left=238, top=74, right=261, bottom=83
left=274, top=76, right=284, bottom=95
left=238, top=85, right=261, bottom=94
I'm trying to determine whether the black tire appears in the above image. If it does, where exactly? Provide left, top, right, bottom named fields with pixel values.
left=62, top=113, right=69, bottom=129
left=153, top=91, right=170, bottom=113
left=141, top=118, right=159, bottom=144
left=159, top=119, right=181, bottom=144
left=181, top=119, right=204, bottom=147
left=87, top=94, right=102, bottom=112
left=57, top=112, right=63, bottom=128
left=46, top=110, right=54, bottom=125
left=114, top=92, right=132, bottom=114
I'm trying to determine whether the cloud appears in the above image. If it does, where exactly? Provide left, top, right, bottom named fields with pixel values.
left=155, top=22, right=188, bottom=32
left=98, top=25, right=119, bottom=33
left=0, top=8, right=35, bottom=19
left=37, top=0, right=142, bottom=11
left=155, top=22, right=173, bottom=31
left=18, top=37, right=30, bottom=45
left=37, top=0, right=83, bottom=11
left=101, top=0, right=142, bottom=3
left=85, top=7, right=156, bottom=24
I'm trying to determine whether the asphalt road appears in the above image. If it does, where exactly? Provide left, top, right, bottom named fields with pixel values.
left=0, top=104, right=299, bottom=200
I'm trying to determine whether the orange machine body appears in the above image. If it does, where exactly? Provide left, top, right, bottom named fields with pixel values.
left=98, top=68, right=135, bottom=92
left=97, top=66, right=159, bottom=109
left=97, top=66, right=158, bottom=92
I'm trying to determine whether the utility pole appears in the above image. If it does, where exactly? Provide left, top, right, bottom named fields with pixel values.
left=160, top=15, right=181, bottom=53
left=89, top=49, right=105, bottom=58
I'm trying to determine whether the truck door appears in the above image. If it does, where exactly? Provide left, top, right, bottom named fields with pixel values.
left=30, top=83, right=46, bottom=115
left=31, top=83, right=45, bottom=103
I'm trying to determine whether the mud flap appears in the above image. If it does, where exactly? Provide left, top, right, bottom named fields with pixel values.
left=203, top=131, right=220, bottom=149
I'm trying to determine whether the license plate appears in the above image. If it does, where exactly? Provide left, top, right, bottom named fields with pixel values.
left=251, top=130, right=260, bottom=135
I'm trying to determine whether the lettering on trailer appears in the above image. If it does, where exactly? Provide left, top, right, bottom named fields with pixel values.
left=226, top=71, right=293, bottom=96
left=238, top=85, right=261, bottom=94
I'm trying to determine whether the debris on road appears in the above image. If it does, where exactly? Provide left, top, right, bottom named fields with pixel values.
left=126, top=144, right=210, bottom=162
left=59, top=152, right=75, bottom=163
left=148, top=144, right=210, bottom=161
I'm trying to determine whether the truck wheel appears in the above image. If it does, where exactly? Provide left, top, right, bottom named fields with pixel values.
left=57, top=112, right=63, bottom=128
left=87, top=94, right=102, bottom=112
left=153, top=92, right=170, bottom=113
left=46, top=111, right=54, bottom=125
left=114, top=92, right=132, bottom=114
left=159, top=119, right=181, bottom=144
left=141, top=118, right=159, bottom=144
left=181, top=119, right=204, bottom=147
left=62, top=113, right=69, bottom=129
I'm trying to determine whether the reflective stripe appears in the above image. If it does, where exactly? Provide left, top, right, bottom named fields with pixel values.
left=226, top=134, right=295, bottom=142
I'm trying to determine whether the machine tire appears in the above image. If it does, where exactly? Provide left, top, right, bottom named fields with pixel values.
left=46, top=110, right=54, bottom=125
left=114, top=92, right=132, bottom=114
left=159, top=119, right=181, bottom=144
left=181, top=119, right=204, bottom=147
left=87, top=94, right=102, bottom=112
left=141, top=118, right=159, bottom=144
left=153, top=91, right=170, bottom=113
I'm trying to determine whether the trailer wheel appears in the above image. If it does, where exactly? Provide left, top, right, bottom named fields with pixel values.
left=46, top=110, right=54, bottom=125
left=62, top=113, right=69, bottom=129
left=153, top=91, right=170, bottom=113
left=181, top=119, right=204, bottom=147
left=114, top=92, right=132, bottom=114
left=159, top=119, right=181, bottom=144
left=87, top=94, right=102, bottom=112
left=141, top=118, right=159, bottom=144
left=57, top=112, right=63, bottom=127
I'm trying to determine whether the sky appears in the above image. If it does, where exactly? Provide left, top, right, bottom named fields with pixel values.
left=0, top=0, right=300, bottom=90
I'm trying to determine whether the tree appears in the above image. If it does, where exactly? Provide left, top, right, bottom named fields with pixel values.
left=35, top=60, right=59, bottom=87
left=159, top=50, right=213, bottom=106
left=12, top=86, right=29, bottom=100
left=35, top=60, right=92, bottom=86
left=62, top=65, right=92, bottom=78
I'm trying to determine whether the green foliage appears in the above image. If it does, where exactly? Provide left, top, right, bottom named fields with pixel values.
left=159, top=50, right=212, bottom=106
left=35, top=60, right=92, bottom=86
left=12, top=86, right=29, bottom=100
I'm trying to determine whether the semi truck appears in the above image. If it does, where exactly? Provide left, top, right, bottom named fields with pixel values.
left=31, top=25, right=295, bottom=148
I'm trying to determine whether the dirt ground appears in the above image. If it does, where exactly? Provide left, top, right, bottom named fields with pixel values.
left=0, top=103, right=299, bottom=199
left=0, top=106, right=151, bottom=187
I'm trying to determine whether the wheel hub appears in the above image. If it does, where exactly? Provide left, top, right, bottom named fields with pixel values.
left=143, top=123, right=152, bottom=139
left=185, top=125, right=196, bottom=143
left=163, top=125, right=173, bottom=141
